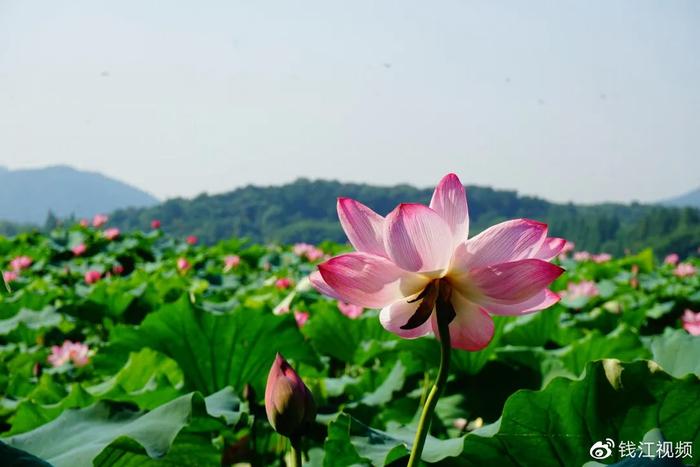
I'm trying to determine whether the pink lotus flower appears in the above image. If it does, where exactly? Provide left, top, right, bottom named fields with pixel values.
left=573, top=251, right=591, bottom=262
left=151, top=219, right=161, bottom=229
left=265, top=353, right=316, bottom=438
left=560, top=280, right=599, bottom=300
left=177, top=257, right=191, bottom=272
left=561, top=241, right=575, bottom=255
left=224, top=255, right=241, bottom=272
left=310, top=174, right=565, bottom=351
left=47, top=340, right=90, bottom=367
left=293, top=243, right=324, bottom=262
left=112, top=264, right=124, bottom=275
left=84, top=270, right=101, bottom=284
left=104, top=227, right=120, bottom=240
left=592, top=253, right=612, bottom=263
left=674, top=263, right=697, bottom=278
left=92, top=214, right=108, bottom=228
left=3, top=270, right=18, bottom=283
left=10, top=256, right=32, bottom=271
left=72, top=243, right=87, bottom=256
left=682, top=309, right=700, bottom=336
left=186, top=235, right=198, bottom=245
left=338, top=301, right=364, bottom=319
left=79, top=218, right=89, bottom=227
left=294, top=310, right=310, bottom=327
left=664, top=253, right=679, bottom=266
left=275, top=277, right=292, bottom=290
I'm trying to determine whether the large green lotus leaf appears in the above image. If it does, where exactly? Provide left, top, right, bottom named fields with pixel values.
left=0, top=441, right=52, bottom=466
left=649, top=328, right=700, bottom=378
left=323, top=360, right=700, bottom=466
left=6, top=348, right=184, bottom=436
left=2, top=388, right=240, bottom=467
left=0, top=307, right=62, bottom=339
left=111, top=295, right=320, bottom=395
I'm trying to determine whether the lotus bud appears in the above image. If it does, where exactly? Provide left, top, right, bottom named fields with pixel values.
left=265, top=353, right=316, bottom=438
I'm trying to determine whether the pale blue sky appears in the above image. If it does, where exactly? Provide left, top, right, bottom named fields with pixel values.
left=0, top=1, right=698, bottom=203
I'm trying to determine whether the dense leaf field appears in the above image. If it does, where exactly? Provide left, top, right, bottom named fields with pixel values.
left=0, top=223, right=698, bottom=466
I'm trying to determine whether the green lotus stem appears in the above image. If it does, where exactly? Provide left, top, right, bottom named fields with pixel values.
left=290, top=437, right=302, bottom=467
left=406, top=302, right=452, bottom=467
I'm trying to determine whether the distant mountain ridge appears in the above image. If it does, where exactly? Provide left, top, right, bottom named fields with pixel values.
left=108, top=178, right=700, bottom=257
left=0, top=165, right=159, bottom=224
left=662, top=186, right=700, bottom=209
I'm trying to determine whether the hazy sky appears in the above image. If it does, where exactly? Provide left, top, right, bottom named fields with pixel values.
left=1, top=1, right=698, bottom=204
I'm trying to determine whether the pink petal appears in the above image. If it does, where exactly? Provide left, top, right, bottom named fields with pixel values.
left=309, top=270, right=342, bottom=300
left=481, top=289, right=560, bottom=316
left=379, top=292, right=434, bottom=339
left=317, top=253, right=428, bottom=308
left=432, top=292, right=494, bottom=351
left=468, top=259, right=564, bottom=303
left=337, top=198, right=388, bottom=257
left=532, top=237, right=566, bottom=261
left=384, top=203, right=453, bottom=273
left=455, top=219, right=549, bottom=270
left=429, top=173, right=469, bottom=244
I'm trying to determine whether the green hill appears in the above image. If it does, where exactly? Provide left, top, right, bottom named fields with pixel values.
left=106, top=178, right=700, bottom=257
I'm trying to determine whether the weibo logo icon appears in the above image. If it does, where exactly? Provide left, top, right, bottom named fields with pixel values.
left=590, top=438, right=615, bottom=460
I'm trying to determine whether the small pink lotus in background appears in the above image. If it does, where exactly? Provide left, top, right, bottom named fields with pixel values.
left=294, top=310, right=310, bottom=327
left=573, top=251, right=591, bottom=262
left=224, top=255, right=241, bottom=272
left=664, top=253, right=679, bottom=266
left=104, top=228, right=120, bottom=241
left=47, top=341, right=90, bottom=367
left=79, top=218, right=89, bottom=227
left=561, top=280, right=599, bottom=300
left=275, top=277, right=292, bottom=290
left=592, top=253, right=612, bottom=263
left=674, top=263, right=697, bottom=278
left=311, top=173, right=565, bottom=351
left=72, top=243, right=87, bottom=256
left=293, top=243, right=324, bottom=262
left=682, top=309, right=700, bottom=336
left=3, top=270, right=18, bottom=283
left=10, top=255, right=32, bottom=271
left=112, top=264, right=124, bottom=275
left=151, top=219, right=161, bottom=229
left=557, top=241, right=575, bottom=259
left=92, top=214, right=108, bottom=228
left=186, top=235, right=198, bottom=246
left=84, top=270, right=101, bottom=284
left=338, top=301, right=364, bottom=319
left=177, top=257, right=191, bottom=272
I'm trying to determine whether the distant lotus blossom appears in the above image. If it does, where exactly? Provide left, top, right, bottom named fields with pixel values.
left=72, top=243, right=87, bottom=256
left=557, top=241, right=575, bottom=259
left=338, top=301, right=364, bottom=319
left=294, top=310, right=309, bottom=327
left=664, top=253, right=679, bottom=266
left=10, top=256, right=32, bottom=271
left=275, top=277, right=292, bottom=290
left=311, top=173, right=565, bottom=351
left=561, top=280, right=599, bottom=300
left=84, top=270, right=101, bottom=284
left=92, top=214, right=108, bottom=228
left=3, top=270, right=18, bottom=283
left=47, top=340, right=90, bottom=368
left=293, top=243, right=324, bottom=262
left=177, top=257, right=191, bottom=272
left=104, top=228, right=120, bottom=241
left=682, top=309, right=700, bottom=336
left=186, top=235, right=198, bottom=245
left=674, top=263, right=697, bottom=278
left=573, top=251, right=591, bottom=262
left=592, top=253, right=612, bottom=263
left=112, top=264, right=124, bottom=275
left=151, top=219, right=161, bottom=229
left=224, top=255, right=241, bottom=272
left=79, top=219, right=89, bottom=227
